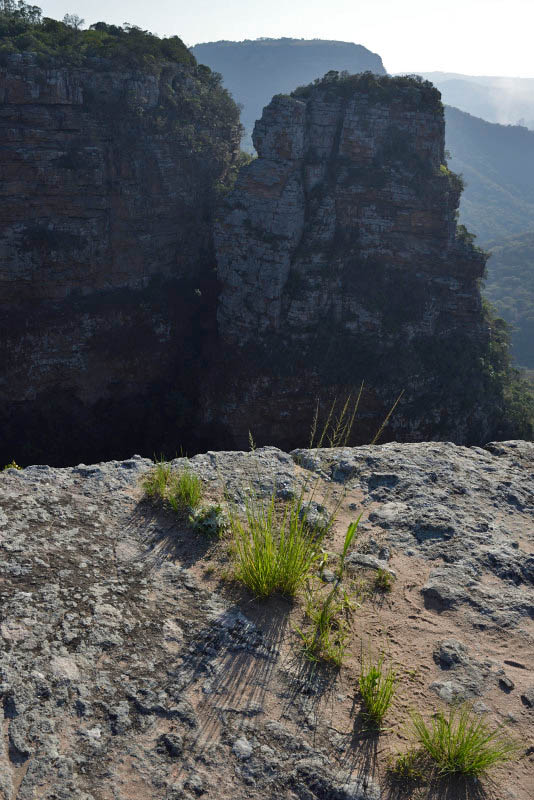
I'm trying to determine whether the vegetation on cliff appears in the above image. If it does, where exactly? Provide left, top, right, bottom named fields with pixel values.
left=0, top=2, right=193, bottom=67
left=292, top=69, right=443, bottom=112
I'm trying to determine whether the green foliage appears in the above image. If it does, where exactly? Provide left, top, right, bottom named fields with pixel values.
left=410, top=704, right=518, bottom=777
left=358, top=652, right=397, bottom=727
left=189, top=503, right=228, bottom=538
left=2, top=459, right=22, bottom=470
left=387, top=749, right=426, bottom=783
left=141, top=459, right=171, bottom=500
left=481, top=299, right=534, bottom=439
left=0, top=4, right=194, bottom=67
left=167, top=469, right=203, bottom=513
left=292, top=71, right=442, bottom=114
left=229, top=490, right=325, bottom=598
left=297, top=520, right=361, bottom=666
left=297, top=578, right=355, bottom=666
left=141, top=460, right=203, bottom=514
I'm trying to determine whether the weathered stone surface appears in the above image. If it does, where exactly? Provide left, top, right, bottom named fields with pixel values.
left=0, top=52, right=240, bottom=466
left=211, top=74, right=515, bottom=450
left=0, top=440, right=533, bottom=798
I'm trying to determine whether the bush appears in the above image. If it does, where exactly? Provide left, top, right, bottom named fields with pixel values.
left=410, top=703, right=518, bottom=777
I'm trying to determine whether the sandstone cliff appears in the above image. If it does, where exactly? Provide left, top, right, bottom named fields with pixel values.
left=0, top=440, right=533, bottom=799
left=212, top=73, right=519, bottom=449
left=0, top=49, right=241, bottom=465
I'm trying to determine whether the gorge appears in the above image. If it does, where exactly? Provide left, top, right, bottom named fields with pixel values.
left=0, top=20, right=531, bottom=466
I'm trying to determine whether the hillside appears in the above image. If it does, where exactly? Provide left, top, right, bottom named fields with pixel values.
left=191, top=38, right=386, bottom=149
left=485, top=232, right=534, bottom=368
left=445, top=106, right=534, bottom=243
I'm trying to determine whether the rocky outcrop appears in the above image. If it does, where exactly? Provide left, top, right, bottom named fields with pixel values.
left=0, top=51, right=240, bottom=466
left=211, top=73, right=512, bottom=449
left=0, top=440, right=533, bottom=799
left=190, top=38, right=386, bottom=150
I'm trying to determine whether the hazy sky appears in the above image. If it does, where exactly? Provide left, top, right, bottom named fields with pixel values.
left=38, top=0, right=534, bottom=77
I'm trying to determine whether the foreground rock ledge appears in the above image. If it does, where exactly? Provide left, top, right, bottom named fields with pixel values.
left=0, top=440, right=533, bottom=800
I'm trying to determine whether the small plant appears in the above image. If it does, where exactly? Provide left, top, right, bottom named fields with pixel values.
left=410, top=703, right=518, bottom=777
left=229, top=491, right=324, bottom=598
left=296, top=521, right=361, bottom=666
left=141, top=460, right=203, bottom=514
left=190, top=504, right=227, bottom=537
left=359, top=652, right=396, bottom=727
left=374, top=567, right=394, bottom=593
left=338, top=517, right=361, bottom=578
left=141, top=459, right=171, bottom=500
left=167, top=469, right=202, bottom=512
left=2, top=460, right=22, bottom=471
left=297, top=578, right=355, bottom=666
left=387, top=749, right=426, bottom=783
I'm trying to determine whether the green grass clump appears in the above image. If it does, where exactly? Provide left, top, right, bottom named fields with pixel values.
left=142, top=460, right=202, bottom=513
left=359, top=652, right=396, bottom=727
left=141, top=460, right=172, bottom=500
left=297, top=580, right=354, bottom=666
left=410, top=704, right=517, bottom=777
left=168, top=469, right=202, bottom=513
left=230, top=491, right=324, bottom=598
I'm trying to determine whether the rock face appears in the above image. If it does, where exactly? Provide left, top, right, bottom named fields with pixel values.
left=190, top=38, right=386, bottom=151
left=0, top=51, right=240, bottom=466
left=212, top=73, right=509, bottom=450
left=0, top=439, right=533, bottom=799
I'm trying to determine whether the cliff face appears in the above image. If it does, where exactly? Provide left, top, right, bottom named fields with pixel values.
left=0, top=52, right=240, bottom=465
left=212, top=74, right=500, bottom=448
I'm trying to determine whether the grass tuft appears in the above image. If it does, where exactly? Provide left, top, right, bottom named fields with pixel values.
left=141, top=459, right=203, bottom=513
left=410, top=703, right=518, bottom=777
left=229, top=491, right=324, bottom=598
left=168, top=469, right=202, bottom=512
left=359, top=652, right=396, bottom=727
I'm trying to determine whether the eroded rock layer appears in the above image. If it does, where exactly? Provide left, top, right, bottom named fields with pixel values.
left=212, top=74, right=503, bottom=449
left=0, top=52, right=240, bottom=465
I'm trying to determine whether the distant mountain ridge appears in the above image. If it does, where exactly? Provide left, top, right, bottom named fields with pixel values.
left=420, top=72, right=534, bottom=129
left=191, top=38, right=386, bottom=149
